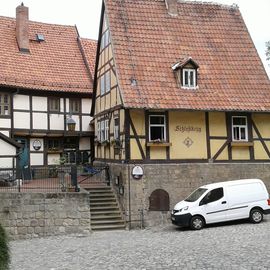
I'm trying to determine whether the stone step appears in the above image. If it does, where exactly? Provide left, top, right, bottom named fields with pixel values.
left=87, top=187, right=112, bottom=192
left=91, top=214, right=122, bottom=220
left=91, top=210, right=122, bottom=215
left=91, top=206, right=120, bottom=211
left=90, top=197, right=116, bottom=202
left=90, top=202, right=118, bottom=206
left=90, top=194, right=115, bottom=198
left=91, top=219, right=125, bottom=225
left=91, top=224, right=126, bottom=230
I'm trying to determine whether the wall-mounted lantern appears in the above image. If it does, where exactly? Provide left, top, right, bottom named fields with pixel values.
left=67, top=116, right=76, bottom=131
left=119, top=185, right=124, bottom=195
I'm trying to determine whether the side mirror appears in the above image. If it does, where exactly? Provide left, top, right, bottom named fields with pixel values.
left=199, top=198, right=208, bottom=206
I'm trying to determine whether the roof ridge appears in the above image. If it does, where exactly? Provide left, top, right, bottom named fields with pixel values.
left=80, top=37, right=98, bottom=43
left=177, top=0, right=239, bottom=10
left=0, top=14, right=78, bottom=29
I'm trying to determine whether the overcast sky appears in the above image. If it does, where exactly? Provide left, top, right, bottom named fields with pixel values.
left=1, top=0, right=270, bottom=76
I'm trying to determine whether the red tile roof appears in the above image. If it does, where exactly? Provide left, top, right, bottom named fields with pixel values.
left=79, top=38, right=97, bottom=80
left=0, top=16, right=95, bottom=94
left=105, top=0, right=270, bottom=111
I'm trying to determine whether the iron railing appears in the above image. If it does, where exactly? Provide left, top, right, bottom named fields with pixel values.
left=0, top=165, right=79, bottom=193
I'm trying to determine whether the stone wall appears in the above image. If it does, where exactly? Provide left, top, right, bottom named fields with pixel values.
left=0, top=192, right=91, bottom=240
left=107, top=162, right=270, bottom=228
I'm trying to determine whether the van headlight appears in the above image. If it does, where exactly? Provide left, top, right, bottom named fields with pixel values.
left=180, top=206, right=189, bottom=212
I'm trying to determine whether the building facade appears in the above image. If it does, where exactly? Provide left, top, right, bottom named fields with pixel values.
left=92, top=0, right=270, bottom=227
left=0, top=4, right=96, bottom=172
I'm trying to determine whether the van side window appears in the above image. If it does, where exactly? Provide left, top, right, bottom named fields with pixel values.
left=203, top=188, right=224, bottom=204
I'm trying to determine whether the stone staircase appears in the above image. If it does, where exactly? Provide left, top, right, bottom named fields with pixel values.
left=87, top=186, right=126, bottom=231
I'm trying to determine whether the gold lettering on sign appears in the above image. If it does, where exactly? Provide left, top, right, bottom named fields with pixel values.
left=175, top=126, right=202, bottom=133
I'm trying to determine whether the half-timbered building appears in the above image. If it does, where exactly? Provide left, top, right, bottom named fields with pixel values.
left=0, top=4, right=96, bottom=171
left=92, top=0, right=270, bottom=227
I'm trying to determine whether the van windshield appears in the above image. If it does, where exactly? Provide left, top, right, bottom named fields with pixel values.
left=185, top=188, right=208, bottom=202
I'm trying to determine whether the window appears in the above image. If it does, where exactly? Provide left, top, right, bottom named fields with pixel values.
left=97, top=122, right=100, bottom=141
left=0, top=93, right=10, bottom=116
left=100, top=71, right=111, bottom=96
left=49, top=97, right=60, bottom=112
left=183, top=68, right=196, bottom=88
left=149, top=115, right=166, bottom=142
left=99, top=119, right=109, bottom=142
left=201, top=188, right=224, bottom=204
left=105, top=72, right=111, bottom=93
left=232, top=116, right=248, bottom=141
left=101, top=30, right=110, bottom=50
left=185, top=188, right=208, bottom=202
left=48, top=138, right=62, bottom=151
left=114, top=117, right=120, bottom=140
left=69, top=99, right=80, bottom=113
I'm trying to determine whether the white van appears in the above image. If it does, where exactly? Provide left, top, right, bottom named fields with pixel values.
left=171, top=179, right=270, bottom=230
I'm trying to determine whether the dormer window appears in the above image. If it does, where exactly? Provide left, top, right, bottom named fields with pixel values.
left=172, top=57, right=199, bottom=89
left=183, top=68, right=196, bottom=88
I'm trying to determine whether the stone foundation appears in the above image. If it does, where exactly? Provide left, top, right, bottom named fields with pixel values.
left=107, top=162, right=270, bottom=228
left=0, top=192, right=91, bottom=240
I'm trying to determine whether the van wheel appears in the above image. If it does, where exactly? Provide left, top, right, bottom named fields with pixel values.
left=190, top=216, right=204, bottom=230
left=250, top=209, right=263, bottom=224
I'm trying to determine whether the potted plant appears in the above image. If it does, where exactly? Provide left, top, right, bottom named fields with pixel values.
left=111, top=138, right=122, bottom=148
left=101, top=139, right=110, bottom=146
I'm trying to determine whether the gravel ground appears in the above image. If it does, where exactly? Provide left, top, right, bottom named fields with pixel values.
left=10, top=216, right=270, bottom=270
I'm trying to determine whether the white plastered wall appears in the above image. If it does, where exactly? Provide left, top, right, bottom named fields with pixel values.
left=49, top=114, right=64, bottom=130
left=32, top=96, right=47, bottom=111
left=13, top=94, right=30, bottom=110
left=13, top=112, right=30, bottom=129
left=82, top=116, right=92, bottom=131
left=81, top=98, right=91, bottom=114
left=30, top=153, right=44, bottom=166
left=0, top=139, right=17, bottom=156
left=0, top=118, right=11, bottom=129
left=33, top=113, right=48, bottom=130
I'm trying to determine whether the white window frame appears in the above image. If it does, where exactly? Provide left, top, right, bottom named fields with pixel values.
left=149, top=115, right=166, bottom=142
left=232, top=116, right=248, bottom=142
left=100, top=120, right=105, bottom=142
left=97, top=122, right=101, bottom=141
left=114, top=117, right=120, bottom=140
left=100, top=74, right=105, bottom=96
left=105, top=71, right=111, bottom=93
left=105, top=119, right=109, bottom=141
left=0, top=93, right=10, bottom=116
left=182, top=68, right=196, bottom=88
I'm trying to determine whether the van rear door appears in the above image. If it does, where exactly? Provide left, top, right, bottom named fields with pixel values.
left=199, top=187, right=228, bottom=224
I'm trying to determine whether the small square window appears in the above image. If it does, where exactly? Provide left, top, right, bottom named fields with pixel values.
left=0, top=93, right=10, bottom=116
left=69, top=99, right=80, bottom=113
left=49, top=97, right=60, bottom=112
left=182, top=68, right=196, bottom=88
left=149, top=115, right=166, bottom=142
left=232, top=116, right=248, bottom=141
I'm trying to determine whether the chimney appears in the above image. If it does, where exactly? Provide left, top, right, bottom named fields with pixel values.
left=165, top=0, right=178, bottom=16
left=16, top=3, right=30, bottom=52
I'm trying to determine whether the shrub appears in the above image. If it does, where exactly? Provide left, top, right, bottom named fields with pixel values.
left=0, top=224, right=10, bottom=270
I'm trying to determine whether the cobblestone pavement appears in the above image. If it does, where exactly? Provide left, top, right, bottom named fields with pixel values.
left=10, top=216, right=270, bottom=270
